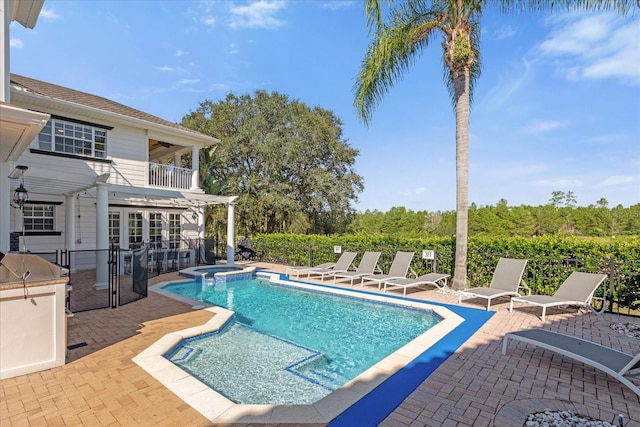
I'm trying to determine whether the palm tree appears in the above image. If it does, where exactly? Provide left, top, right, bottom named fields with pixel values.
left=354, top=0, right=636, bottom=291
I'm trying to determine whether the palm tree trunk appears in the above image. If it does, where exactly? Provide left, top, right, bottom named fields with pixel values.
left=451, top=68, right=470, bottom=291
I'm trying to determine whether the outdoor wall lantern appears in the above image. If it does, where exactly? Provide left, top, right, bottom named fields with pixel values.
left=9, top=165, right=29, bottom=209
left=13, top=183, right=29, bottom=208
left=8, top=165, right=29, bottom=253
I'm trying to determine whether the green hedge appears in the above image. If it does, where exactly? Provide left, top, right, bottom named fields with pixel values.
left=251, top=234, right=640, bottom=313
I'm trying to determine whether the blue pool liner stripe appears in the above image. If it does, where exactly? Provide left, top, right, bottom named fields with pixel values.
left=328, top=301, right=494, bottom=427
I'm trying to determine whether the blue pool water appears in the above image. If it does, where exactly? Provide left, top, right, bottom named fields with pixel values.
left=162, top=277, right=442, bottom=405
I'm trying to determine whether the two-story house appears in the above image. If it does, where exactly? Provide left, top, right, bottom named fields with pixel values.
left=4, top=73, right=238, bottom=286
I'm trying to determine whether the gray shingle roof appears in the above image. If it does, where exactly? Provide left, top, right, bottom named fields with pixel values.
left=10, top=73, right=205, bottom=138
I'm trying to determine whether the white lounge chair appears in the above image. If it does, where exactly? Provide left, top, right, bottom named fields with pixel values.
left=307, top=251, right=358, bottom=281
left=458, top=258, right=529, bottom=310
left=332, top=252, right=382, bottom=286
left=502, top=328, right=640, bottom=397
left=509, top=271, right=607, bottom=321
left=359, top=251, right=415, bottom=289
left=383, top=272, right=450, bottom=296
left=286, top=262, right=336, bottom=279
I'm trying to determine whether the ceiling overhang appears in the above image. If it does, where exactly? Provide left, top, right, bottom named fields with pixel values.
left=0, top=102, right=50, bottom=162
left=106, top=184, right=237, bottom=208
left=15, top=172, right=236, bottom=209
left=10, top=0, right=45, bottom=29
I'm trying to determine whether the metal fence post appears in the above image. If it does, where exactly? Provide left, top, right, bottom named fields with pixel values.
left=608, top=257, right=615, bottom=314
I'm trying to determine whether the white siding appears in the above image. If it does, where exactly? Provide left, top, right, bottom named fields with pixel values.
left=107, top=126, right=148, bottom=187
left=13, top=101, right=150, bottom=188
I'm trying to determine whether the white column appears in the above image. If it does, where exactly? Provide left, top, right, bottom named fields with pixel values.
left=1, top=0, right=11, bottom=103
left=190, top=147, right=199, bottom=190
left=197, top=206, right=205, bottom=265
left=174, top=152, right=181, bottom=168
left=64, top=194, right=75, bottom=251
left=198, top=207, right=205, bottom=239
left=226, top=202, right=235, bottom=265
left=0, top=162, right=9, bottom=253
left=94, top=182, right=110, bottom=289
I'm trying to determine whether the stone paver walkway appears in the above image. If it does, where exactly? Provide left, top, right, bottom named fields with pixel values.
left=1, top=261, right=639, bottom=426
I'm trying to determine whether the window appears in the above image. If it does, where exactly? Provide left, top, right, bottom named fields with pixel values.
left=128, top=212, right=143, bottom=248
left=149, top=213, right=163, bottom=249
left=109, top=212, right=120, bottom=246
left=38, top=117, right=107, bottom=159
left=23, top=205, right=55, bottom=231
left=169, top=213, right=181, bottom=249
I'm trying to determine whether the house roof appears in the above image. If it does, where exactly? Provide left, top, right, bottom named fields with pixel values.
left=10, top=73, right=217, bottom=145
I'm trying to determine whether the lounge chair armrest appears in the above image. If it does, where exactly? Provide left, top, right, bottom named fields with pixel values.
left=518, top=280, right=531, bottom=296
left=408, top=267, right=418, bottom=279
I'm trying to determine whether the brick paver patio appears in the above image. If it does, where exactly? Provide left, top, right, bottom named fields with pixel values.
left=1, top=261, right=638, bottom=426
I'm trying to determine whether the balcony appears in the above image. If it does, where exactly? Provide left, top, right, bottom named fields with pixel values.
left=149, top=162, right=192, bottom=190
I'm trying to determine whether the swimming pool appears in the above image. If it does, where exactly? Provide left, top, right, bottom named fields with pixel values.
left=162, top=277, right=442, bottom=404
left=137, top=271, right=494, bottom=425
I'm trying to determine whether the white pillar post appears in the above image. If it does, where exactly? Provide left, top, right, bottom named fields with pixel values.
left=64, top=194, right=75, bottom=251
left=197, top=206, right=205, bottom=264
left=198, top=207, right=205, bottom=239
left=94, top=182, right=110, bottom=289
left=190, top=147, right=199, bottom=190
left=1, top=0, right=11, bottom=103
left=174, top=152, right=181, bottom=168
left=226, top=202, right=235, bottom=265
left=0, top=162, right=9, bottom=253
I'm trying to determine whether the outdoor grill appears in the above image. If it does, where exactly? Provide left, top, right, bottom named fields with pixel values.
left=0, top=252, right=70, bottom=380
left=0, top=252, right=65, bottom=283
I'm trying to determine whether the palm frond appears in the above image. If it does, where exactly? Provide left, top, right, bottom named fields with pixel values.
left=499, top=0, right=638, bottom=14
left=355, top=5, right=442, bottom=126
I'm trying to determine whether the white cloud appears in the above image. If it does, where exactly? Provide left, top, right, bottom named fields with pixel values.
left=480, top=57, right=534, bottom=111
left=175, top=50, right=185, bottom=57
left=538, top=13, right=640, bottom=85
left=482, top=162, right=547, bottom=177
left=400, top=187, right=429, bottom=196
left=495, top=25, right=517, bottom=40
left=596, top=175, right=634, bottom=188
left=413, top=187, right=428, bottom=194
left=203, top=16, right=216, bottom=27
left=524, top=120, right=564, bottom=133
left=536, top=178, right=584, bottom=188
left=321, top=1, right=356, bottom=11
left=210, top=83, right=232, bottom=91
left=10, top=38, right=23, bottom=48
left=585, top=134, right=624, bottom=143
left=39, top=8, right=60, bottom=21
left=155, top=66, right=174, bottom=72
left=177, top=79, right=200, bottom=85
left=229, top=1, right=285, bottom=29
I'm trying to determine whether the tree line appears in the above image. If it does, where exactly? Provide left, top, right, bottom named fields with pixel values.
left=351, top=199, right=640, bottom=238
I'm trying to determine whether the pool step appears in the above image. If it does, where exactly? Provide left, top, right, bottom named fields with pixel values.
left=168, top=345, right=200, bottom=363
left=288, top=353, right=348, bottom=391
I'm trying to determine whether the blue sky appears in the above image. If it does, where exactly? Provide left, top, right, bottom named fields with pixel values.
left=9, top=1, right=640, bottom=212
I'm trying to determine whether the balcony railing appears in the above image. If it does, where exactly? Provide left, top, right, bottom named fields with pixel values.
left=149, top=162, right=192, bottom=190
